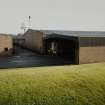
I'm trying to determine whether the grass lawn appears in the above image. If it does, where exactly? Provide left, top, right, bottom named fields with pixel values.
left=0, top=63, right=105, bottom=105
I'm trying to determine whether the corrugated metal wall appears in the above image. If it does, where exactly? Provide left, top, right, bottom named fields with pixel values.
left=80, top=37, right=105, bottom=47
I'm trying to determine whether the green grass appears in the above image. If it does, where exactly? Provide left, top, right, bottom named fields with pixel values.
left=0, top=63, right=105, bottom=105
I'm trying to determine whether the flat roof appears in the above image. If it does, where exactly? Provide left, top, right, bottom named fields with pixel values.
left=44, top=34, right=78, bottom=41
left=27, top=29, right=105, bottom=37
left=0, top=34, right=12, bottom=37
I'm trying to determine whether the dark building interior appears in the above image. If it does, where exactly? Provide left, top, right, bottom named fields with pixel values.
left=44, top=34, right=79, bottom=64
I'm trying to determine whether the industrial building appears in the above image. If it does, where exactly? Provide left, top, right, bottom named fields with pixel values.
left=44, top=33, right=105, bottom=64
left=18, top=29, right=105, bottom=64
left=0, top=34, right=13, bottom=56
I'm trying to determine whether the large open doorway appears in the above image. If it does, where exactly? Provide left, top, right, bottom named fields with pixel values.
left=44, top=36, right=79, bottom=64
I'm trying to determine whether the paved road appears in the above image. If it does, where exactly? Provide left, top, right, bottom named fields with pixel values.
left=0, top=46, right=71, bottom=69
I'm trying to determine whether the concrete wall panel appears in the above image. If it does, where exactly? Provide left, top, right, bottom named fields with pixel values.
left=24, top=30, right=44, bottom=53
left=0, top=35, right=13, bottom=56
left=79, top=46, right=105, bottom=64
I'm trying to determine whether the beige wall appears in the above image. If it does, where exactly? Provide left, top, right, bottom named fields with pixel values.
left=24, top=31, right=44, bottom=53
left=0, top=35, right=13, bottom=56
left=79, top=46, right=105, bottom=64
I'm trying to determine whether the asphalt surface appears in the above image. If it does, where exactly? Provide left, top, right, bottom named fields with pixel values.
left=0, top=46, right=71, bottom=69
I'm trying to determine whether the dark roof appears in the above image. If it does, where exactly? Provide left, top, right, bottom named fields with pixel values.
left=27, top=29, right=105, bottom=37
left=44, top=34, right=78, bottom=41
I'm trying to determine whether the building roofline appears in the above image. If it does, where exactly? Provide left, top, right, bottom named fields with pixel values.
left=24, top=29, right=105, bottom=37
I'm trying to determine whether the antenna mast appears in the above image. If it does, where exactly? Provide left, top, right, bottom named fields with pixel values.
left=29, top=16, right=31, bottom=29
left=20, top=22, right=27, bottom=34
left=20, top=16, right=32, bottom=34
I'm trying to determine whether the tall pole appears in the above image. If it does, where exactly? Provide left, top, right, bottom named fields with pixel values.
left=29, top=16, right=31, bottom=29
left=21, top=22, right=26, bottom=34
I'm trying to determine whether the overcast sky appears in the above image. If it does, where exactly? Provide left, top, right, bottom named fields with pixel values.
left=0, top=0, right=105, bottom=34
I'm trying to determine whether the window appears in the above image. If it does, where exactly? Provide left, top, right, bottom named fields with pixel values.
left=4, top=48, right=8, bottom=52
